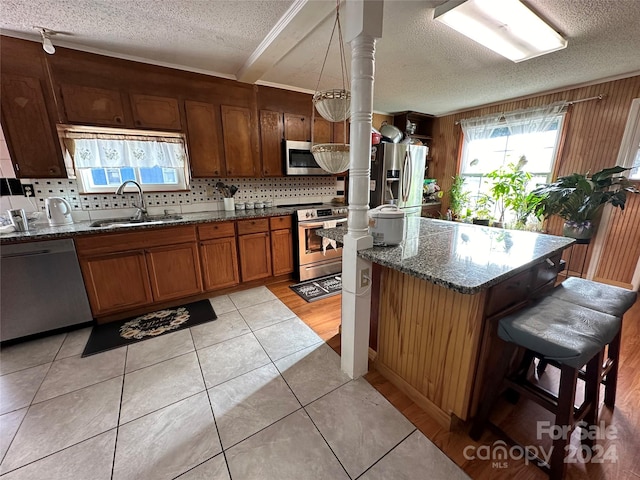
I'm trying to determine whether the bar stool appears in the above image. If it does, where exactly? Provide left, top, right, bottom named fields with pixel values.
left=539, top=277, right=637, bottom=406
left=470, top=295, right=622, bottom=480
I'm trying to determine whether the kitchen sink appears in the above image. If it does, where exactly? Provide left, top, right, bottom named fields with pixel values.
left=89, top=215, right=183, bottom=228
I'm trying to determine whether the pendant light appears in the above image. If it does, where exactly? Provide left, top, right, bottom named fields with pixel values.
left=311, top=0, right=350, bottom=174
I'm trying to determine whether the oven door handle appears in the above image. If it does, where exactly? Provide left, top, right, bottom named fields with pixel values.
left=300, top=218, right=348, bottom=229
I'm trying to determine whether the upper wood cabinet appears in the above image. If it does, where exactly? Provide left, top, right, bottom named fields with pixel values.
left=260, top=110, right=284, bottom=177
left=313, top=117, right=332, bottom=144
left=0, top=74, right=65, bottom=178
left=221, top=105, right=257, bottom=177
left=333, top=121, right=350, bottom=144
left=60, top=84, right=126, bottom=126
left=284, top=113, right=310, bottom=141
left=185, top=100, right=226, bottom=177
left=130, top=94, right=182, bottom=130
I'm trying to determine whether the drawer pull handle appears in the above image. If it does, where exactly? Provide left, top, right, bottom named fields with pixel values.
left=546, top=258, right=555, bottom=268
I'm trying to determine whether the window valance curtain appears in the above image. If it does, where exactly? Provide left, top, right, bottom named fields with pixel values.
left=459, top=102, right=567, bottom=142
left=59, top=129, right=187, bottom=169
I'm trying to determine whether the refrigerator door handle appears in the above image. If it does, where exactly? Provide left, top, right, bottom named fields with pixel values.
left=402, top=148, right=412, bottom=202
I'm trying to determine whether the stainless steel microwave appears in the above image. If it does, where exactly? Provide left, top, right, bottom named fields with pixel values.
left=284, top=140, right=332, bottom=175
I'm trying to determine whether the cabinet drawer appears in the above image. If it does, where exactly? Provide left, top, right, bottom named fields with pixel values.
left=76, top=225, right=197, bottom=256
left=269, top=215, right=292, bottom=230
left=532, top=254, right=563, bottom=291
left=237, top=218, right=269, bottom=235
left=485, top=269, right=531, bottom=318
left=198, top=221, right=235, bottom=240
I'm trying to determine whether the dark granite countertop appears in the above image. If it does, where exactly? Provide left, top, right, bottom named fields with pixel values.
left=318, top=217, right=574, bottom=294
left=0, top=207, right=294, bottom=244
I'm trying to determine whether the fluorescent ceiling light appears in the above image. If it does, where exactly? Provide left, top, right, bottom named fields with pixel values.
left=434, top=0, right=567, bottom=62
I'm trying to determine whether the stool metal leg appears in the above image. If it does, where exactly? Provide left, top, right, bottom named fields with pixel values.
left=549, top=364, right=578, bottom=480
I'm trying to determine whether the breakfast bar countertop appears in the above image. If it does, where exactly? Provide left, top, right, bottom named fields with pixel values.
left=0, top=207, right=295, bottom=244
left=318, top=217, right=574, bottom=294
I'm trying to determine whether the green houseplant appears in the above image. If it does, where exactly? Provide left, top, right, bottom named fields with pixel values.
left=529, top=166, right=639, bottom=240
left=485, top=158, right=532, bottom=228
left=449, top=175, right=471, bottom=220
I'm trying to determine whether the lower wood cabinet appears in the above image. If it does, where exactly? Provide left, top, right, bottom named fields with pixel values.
left=79, top=250, right=153, bottom=316
left=198, top=222, right=240, bottom=291
left=76, top=226, right=202, bottom=317
left=237, top=219, right=272, bottom=282
left=270, top=216, right=294, bottom=275
left=146, top=243, right=202, bottom=301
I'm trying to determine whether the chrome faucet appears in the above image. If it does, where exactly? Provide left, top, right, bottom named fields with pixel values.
left=116, top=180, right=148, bottom=221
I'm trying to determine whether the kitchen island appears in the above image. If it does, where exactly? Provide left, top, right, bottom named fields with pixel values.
left=319, top=218, right=574, bottom=428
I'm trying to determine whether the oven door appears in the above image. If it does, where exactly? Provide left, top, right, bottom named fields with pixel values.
left=297, top=217, right=346, bottom=281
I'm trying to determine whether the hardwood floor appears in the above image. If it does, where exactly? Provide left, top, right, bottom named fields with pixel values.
left=269, top=280, right=640, bottom=480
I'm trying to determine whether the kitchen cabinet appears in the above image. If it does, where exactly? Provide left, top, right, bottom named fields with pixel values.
left=332, top=121, right=350, bottom=144
left=284, top=113, right=310, bottom=141
left=75, top=226, right=201, bottom=318
left=237, top=218, right=272, bottom=281
left=130, top=93, right=182, bottom=130
left=198, top=222, right=239, bottom=290
left=0, top=74, right=65, bottom=177
left=146, top=243, right=202, bottom=301
left=270, top=216, right=294, bottom=275
left=260, top=110, right=284, bottom=177
left=313, top=117, right=332, bottom=144
left=60, top=84, right=126, bottom=126
left=393, top=111, right=434, bottom=142
left=185, top=100, right=226, bottom=177
left=221, top=105, right=258, bottom=177
left=79, top=250, right=153, bottom=316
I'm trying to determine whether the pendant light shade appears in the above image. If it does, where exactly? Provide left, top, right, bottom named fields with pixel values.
left=313, top=89, right=351, bottom=123
left=311, top=143, right=350, bottom=174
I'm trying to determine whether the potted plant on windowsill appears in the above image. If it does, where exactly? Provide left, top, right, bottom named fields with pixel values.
left=448, top=175, right=471, bottom=221
left=529, top=166, right=639, bottom=241
left=472, top=193, right=494, bottom=226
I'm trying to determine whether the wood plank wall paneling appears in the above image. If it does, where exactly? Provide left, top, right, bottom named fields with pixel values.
left=376, top=267, right=485, bottom=420
left=431, top=75, right=640, bottom=284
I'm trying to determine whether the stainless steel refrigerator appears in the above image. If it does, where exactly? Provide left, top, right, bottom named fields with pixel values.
left=370, top=142, right=428, bottom=217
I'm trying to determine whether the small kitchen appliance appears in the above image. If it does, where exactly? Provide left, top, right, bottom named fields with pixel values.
left=368, top=205, right=406, bottom=246
left=45, top=197, right=73, bottom=225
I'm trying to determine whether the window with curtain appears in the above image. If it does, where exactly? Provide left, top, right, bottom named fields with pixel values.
left=458, top=103, right=567, bottom=223
left=617, top=98, right=640, bottom=180
left=58, top=126, right=190, bottom=194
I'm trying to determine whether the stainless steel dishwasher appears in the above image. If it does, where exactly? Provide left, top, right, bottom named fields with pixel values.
left=1, top=238, right=93, bottom=342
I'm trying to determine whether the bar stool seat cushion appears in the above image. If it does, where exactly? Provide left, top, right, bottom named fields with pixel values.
left=551, top=277, right=637, bottom=318
left=498, top=296, right=621, bottom=369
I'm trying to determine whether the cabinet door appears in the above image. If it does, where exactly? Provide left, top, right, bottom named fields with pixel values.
left=238, top=232, right=272, bottom=282
left=271, top=228, right=294, bottom=275
left=260, top=110, right=283, bottom=177
left=130, top=94, right=182, bottom=130
left=333, top=121, right=350, bottom=144
left=185, top=100, right=225, bottom=177
left=221, top=105, right=257, bottom=177
left=313, top=117, right=332, bottom=144
left=60, top=84, right=126, bottom=126
left=284, top=113, right=310, bottom=141
left=80, top=251, right=153, bottom=316
left=146, top=243, right=203, bottom=301
left=0, top=74, right=64, bottom=177
left=200, top=237, right=240, bottom=291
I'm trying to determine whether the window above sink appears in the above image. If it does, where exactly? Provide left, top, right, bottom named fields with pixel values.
left=57, top=125, right=190, bottom=194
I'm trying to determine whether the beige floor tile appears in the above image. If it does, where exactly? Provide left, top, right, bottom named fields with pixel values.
left=208, top=295, right=237, bottom=315
left=34, top=348, right=125, bottom=403
left=120, top=351, right=204, bottom=424
left=175, top=453, right=230, bottom=480
left=0, top=364, right=50, bottom=415
left=239, top=299, right=296, bottom=331
left=113, top=392, right=221, bottom=480
left=197, top=333, right=270, bottom=388
left=0, top=335, right=65, bottom=375
left=0, top=430, right=116, bottom=480
left=191, top=310, right=250, bottom=350
left=253, top=317, right=323, bottom=361
left=125, top=329, right=194, bottom=373
left=55, top=328, right=92, bottom=360
left=208, top=363, right=300, bottom=448
left=305, top=378, right=416, bottom=478
left=229, top=286, right=277, bottom=309
left=0, top=408, right=27, bottom=461
left=1, top=377, right=122, bottom=474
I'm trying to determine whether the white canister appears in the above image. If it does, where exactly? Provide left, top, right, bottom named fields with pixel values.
left=223, top=198, right=235, bottom=211
left=368, top=205, right=406, bottom=246
left=245, top=201, right=255, bottom=209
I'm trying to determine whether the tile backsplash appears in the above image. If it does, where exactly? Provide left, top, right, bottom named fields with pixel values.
left=8, top=176, right=340, bottom=222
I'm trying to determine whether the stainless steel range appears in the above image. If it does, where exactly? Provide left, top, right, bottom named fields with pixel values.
left=281, top=203, right=348, bottom=281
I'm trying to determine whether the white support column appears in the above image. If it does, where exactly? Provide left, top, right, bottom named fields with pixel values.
left=341, top=0, right=383, bottom=379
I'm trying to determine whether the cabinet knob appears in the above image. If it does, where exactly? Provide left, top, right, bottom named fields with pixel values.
left=135, top=120, right=141, bottom=125
left=115, top=116, right=122, bottom=123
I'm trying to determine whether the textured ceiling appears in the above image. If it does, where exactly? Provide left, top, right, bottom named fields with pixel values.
left=2, top=0, right=640, bottom=116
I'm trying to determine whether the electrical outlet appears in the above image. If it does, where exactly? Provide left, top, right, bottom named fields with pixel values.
left=22, top=183, right=35, bottom=197
left=360, top=268, right=370, bottom=288
left=205, top=186, right=215, bottom=197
